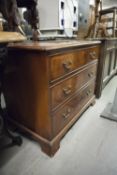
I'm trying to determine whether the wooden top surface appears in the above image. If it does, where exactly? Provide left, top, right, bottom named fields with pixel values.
left=0, top=32, right=26, bottom=43
left=9, top=40, right=101, bottom=51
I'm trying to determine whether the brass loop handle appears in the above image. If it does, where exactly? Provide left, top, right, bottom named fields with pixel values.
left=63, top=86, right=72, bottom=95
left=89, top=51, right=97, bottom=59
left=63, top=60, right=72, bottom=70
left=89, top=89, right=91, bottom=92
left=88, top=71, right=93, bottom=78
left=86, top=89, right=92, bottom=96
left=62, top=108, right=71, bottom=119
left=86, top=91, right=90, bottom=96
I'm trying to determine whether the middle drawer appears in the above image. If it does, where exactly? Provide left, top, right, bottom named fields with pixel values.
left=50, top=63, right=97, bottom=110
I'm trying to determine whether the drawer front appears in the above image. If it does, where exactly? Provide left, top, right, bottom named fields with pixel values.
left=52, top=82, right=95, bottom=137
left=51, top=63, right=97, bottom=110
left=50, top=46, right=100, bottom=81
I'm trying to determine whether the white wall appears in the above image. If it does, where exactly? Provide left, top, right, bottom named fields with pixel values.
left=90, top=0, right=95, bottom=6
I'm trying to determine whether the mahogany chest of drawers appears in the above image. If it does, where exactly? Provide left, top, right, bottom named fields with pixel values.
left=3, top=40, right=101, bottom=156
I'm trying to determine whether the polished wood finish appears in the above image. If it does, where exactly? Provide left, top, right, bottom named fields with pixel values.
left=52, top=81, right=95, bottom=137
left=3, top=40, right=101, bottom=156
left=50, top=45, right=100, bottom=81
left=96, top=39, right=117, bottom=98
left=51, top=63, right=97, bottom=110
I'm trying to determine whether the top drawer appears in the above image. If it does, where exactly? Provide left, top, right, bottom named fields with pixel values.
left=49, top=46, right=100, bottom=82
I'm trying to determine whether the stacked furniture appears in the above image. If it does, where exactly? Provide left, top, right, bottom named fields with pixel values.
left=3, top=40, right=101, bottom=156
left=96, top=38, right=117, bottom=98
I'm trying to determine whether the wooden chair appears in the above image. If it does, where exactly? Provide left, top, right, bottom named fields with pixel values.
left=0, top=0, right=40, bottom=40
left=85, top=0, right=110, bottom=38
left=99, top=7, right=117, bottom=37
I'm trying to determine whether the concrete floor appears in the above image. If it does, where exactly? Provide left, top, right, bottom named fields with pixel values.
left=0, top=76, right=117, bottom=175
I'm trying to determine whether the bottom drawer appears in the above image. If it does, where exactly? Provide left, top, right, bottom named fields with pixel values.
left=52, top=81, right=95, bottom=137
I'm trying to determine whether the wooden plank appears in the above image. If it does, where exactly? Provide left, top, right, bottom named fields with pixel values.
left=0, top=32, right=26, bottom=43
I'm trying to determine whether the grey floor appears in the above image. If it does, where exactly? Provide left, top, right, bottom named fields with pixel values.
left=0, top=76, right=117, bottom=175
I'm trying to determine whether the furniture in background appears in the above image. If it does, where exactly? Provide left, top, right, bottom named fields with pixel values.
left=0, top=31, right=25, bottom=148
left=3, top=40, right=101, bottom=156
left=0, top=0, right=40, bottom=40
left=85, top=0, right=106, bottom=38
left=99, top=7, right=117, bottom=37
left=96, top=38, right=117, bottom=98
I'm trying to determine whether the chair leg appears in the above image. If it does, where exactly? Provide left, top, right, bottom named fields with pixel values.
left=0, top=44, right=23, bottom=149
left=0, top=112, right=23, bottom=149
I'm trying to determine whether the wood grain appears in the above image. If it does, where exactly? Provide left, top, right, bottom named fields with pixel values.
left=3, top=40, right=100, bottom=156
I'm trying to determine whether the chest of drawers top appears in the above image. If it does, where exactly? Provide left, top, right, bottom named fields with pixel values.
left=9, top=40, right=100, bottom=83
left=9, top=40, right=101, bottom=51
